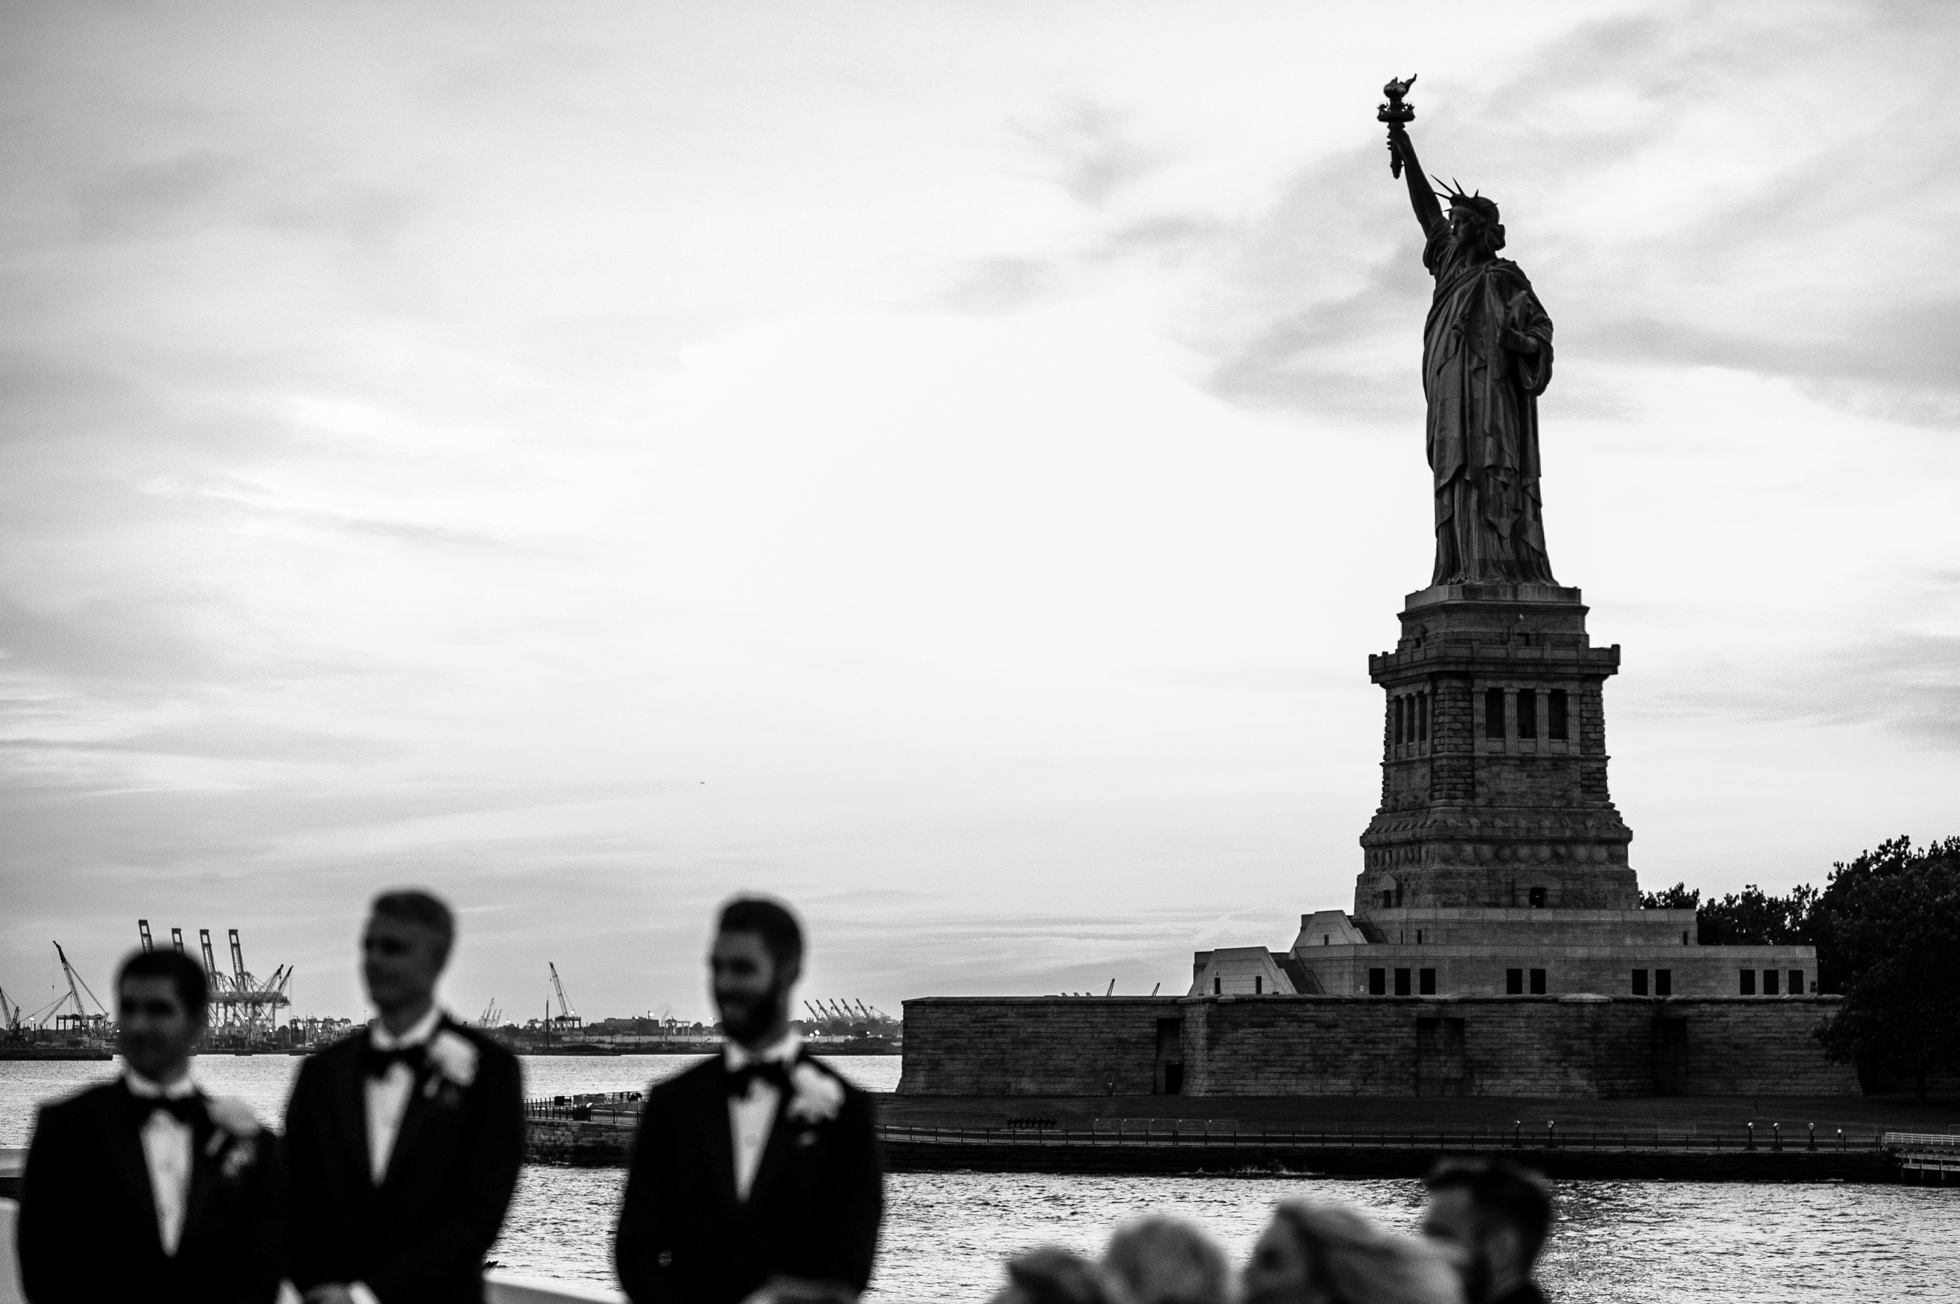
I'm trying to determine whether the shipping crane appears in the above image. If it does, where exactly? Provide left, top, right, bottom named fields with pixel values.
left=477, top=998, right=503, bottom=1028
left=229, top=929, right=249, bottom=989
left=0, top=986, right=22, bottom=1034
left=138, top=919, right=155, bottom=952
left=170, top=928, right=186, bottom=954
left=48, top=942, right=109, bottom=1037
left=547, top=963, right=581, bottom=1031
left=198, top=930, right=224, bottom=989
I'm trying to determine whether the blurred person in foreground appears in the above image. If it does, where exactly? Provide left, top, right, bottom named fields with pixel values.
left=283, top=889, right=524, bottom=1304
left=19, top=948, right=282, bottom=1304
left=614, top=897, right=884, bottom=1304
left=1101, top=1217, right=1230, bottom=1304
left=1420, top=1160, right=1554, bottom=1304
left=987, top=1247, right=1111, bottom=1304
left=1242, top=1202, right=1462, bottom=1304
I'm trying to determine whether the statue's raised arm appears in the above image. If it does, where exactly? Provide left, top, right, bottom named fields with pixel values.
left=1378, top=76, right=1443, bottom=237
left=1390, top=125, right=1444, bottom=237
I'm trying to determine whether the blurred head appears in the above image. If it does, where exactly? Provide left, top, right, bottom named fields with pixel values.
left=362, top=889, right=454, bottom=1018
left=711, top=896, right=803, bottom=1048
left=1421, top=1161, right=1553, bottom=1304
left=1103, top=1216, right=1229, bottom=1304
left=989, top=1247, right=1111, bottom=1304
left=1244, top=1203, right=1462, bottom=1304
left=116, top=949, right=208, bottom=1083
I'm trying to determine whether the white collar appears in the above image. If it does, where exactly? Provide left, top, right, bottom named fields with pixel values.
left=723, top=1029, right=800, bottom=1071
left=369, top=1005, right=444, bottom=1051
left=124, top=1067, right=198, bottom=1100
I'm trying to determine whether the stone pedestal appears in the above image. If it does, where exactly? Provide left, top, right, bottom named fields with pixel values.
left=1356, top=583, right=1637, bottom=913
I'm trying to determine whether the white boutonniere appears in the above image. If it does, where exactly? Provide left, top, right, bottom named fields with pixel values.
left=785, top=1061, right=845, bottom=1124
left=423, top=1028, right=479, bottom=1100
left=202, top=1095, right=262, bottom=1179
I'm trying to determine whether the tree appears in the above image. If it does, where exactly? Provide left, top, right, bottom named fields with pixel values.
left=1696, top=883, right=1817, bottom=947
left=1812, top=836, right=1960, bottom=1100
left=1640, top=883, right=1700, bottom=911
left=1641, top=880, right=1817, bottom=946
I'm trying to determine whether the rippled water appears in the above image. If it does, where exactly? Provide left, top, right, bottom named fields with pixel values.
left=7, top=1058, right=1956, bottom=1301
left=499, top=1167, right=1960, bottom=1302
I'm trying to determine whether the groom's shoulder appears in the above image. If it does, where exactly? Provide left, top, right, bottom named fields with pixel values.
left=795, top=1052, right=867, bottom=1094
left=36, top=1077, right=124, bottom=1128
left=300, top=1025, right=367, bottom=1073
left=440, top=1018, right=516, bottom=1064
left=443, top=1019, right=521, bottom=1088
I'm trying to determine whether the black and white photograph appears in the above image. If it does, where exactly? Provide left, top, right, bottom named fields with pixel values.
left=2, top=3, right=1957, bottom=1301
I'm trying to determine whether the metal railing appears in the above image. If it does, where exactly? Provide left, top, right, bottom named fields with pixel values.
left=525, top=1091, right=643, bottom=1122
left=874, top=1119, right=1887, bottom=1153
left=1882, top=1132, right=1960, bottom=1149
left=520, top=1100, right=1900, bottom=1156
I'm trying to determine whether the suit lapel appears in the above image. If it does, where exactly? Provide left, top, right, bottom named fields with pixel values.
left=742, top=1083, right=798, bottom=1210
left=380, top=1063, right=442, bottom=1190
left=179, top=1110, right=221, bottom=1257
left=337, top=1038, right=375, bottom=1188
left=105, top=1084, right=164, bottom=1256
left=698, top=1060, right=740, bottom=1211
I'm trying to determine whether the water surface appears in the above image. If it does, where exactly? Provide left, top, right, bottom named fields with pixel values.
left=6, top=1057, right=1954, bottom=1301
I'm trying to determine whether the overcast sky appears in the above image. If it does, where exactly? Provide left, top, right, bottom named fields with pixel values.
left=2, top=1, right=1956, bottom=1026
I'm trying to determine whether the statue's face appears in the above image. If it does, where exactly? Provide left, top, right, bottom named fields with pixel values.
left=1448, top=205, right=1490, bottom=249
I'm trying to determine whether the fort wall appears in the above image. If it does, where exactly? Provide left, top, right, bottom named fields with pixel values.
left=898, top=994, right=1859, bottom=1098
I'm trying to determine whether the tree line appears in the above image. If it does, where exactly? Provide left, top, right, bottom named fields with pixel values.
left=1641, top=835, right=1960, bottom=1099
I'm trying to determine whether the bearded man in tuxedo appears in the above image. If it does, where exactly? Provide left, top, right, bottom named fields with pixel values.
left=283, top=890, right=524, bottom=1304
left=18, top=948, right=283, bottom=1304
left=615, top=898, right=884, bottom=1304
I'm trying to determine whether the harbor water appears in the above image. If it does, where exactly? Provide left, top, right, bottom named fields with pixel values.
left=5, top=1056, right=1956, bottom=1301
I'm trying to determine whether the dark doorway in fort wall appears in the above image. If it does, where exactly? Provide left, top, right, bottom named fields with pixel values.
left=1657, top=1019, right=1690, bottom=1095
left=1416, top=1016, right=1468, bottom=1096
left=1154, top=1017, right=1185, bottom=1095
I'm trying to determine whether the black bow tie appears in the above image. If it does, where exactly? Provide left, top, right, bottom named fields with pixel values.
left=725, top=1059, right=793, bottom=1097
left=134, top=1093, right=204, bottom=1127
left=362, top=1042, right=428, bottom=1080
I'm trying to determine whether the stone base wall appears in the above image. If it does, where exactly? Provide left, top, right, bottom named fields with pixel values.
left=898, top=997, right=1181, bottom=1096
left=899, top=994, right=1859, bottom=1098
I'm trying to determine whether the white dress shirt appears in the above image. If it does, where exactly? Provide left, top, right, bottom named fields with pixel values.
left=350, top=1007, right=445, bottom=1304
left=724, top=1031, right=800, bottom=1201
left=124, top=1068, right=198, bottom=1257
left=364, top=1005, right=443, bottom=1185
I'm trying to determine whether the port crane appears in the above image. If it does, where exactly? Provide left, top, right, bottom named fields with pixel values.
left=547, top=963, right=582, bottom=1031
left=47, top=942, right=110, bottom=1036
left=0, top=986, right=22, bottom=1034
left=476, top=998, right=503, bottom=1028
left=146, top=922, right=290, bottom=1040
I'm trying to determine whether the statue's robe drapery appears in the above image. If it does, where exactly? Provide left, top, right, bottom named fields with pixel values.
left=1421, top=224, right=1557, bottom=586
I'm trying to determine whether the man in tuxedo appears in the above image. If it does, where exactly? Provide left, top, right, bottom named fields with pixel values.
left=18, top=948, right=283, bottom=1304
left=1421, top=1159, right=1556, bottom=1304
left=615, top=898, right=884, bottom=1304
left=283, top=889, right=524, bottom=1304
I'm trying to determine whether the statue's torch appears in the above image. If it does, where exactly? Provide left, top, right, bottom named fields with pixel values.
left=1377, top=74, right=1417, bottom=177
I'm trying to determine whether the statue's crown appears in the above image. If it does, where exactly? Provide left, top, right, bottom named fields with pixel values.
left=1432, top=176, right=1500, bottom=225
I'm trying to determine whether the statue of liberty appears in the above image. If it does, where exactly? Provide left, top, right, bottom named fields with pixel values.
left=1382, top=82, right=1557, bottom=587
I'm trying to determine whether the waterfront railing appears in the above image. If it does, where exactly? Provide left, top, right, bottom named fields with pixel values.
left=521, top=1097, right=1900, bottom=1154
left=874, top=1119, right=1890, bottom=1153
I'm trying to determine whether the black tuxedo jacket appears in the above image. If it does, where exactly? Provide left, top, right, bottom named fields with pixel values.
left=283, top=1019, right=524, bottom=1304
left=614, top=1052, right=884, bottom=1304
left=17, top=1079, right=283, bottom=1304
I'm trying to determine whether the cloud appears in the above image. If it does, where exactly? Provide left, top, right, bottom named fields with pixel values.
left=1012, top=101, right=1164, bottom=209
